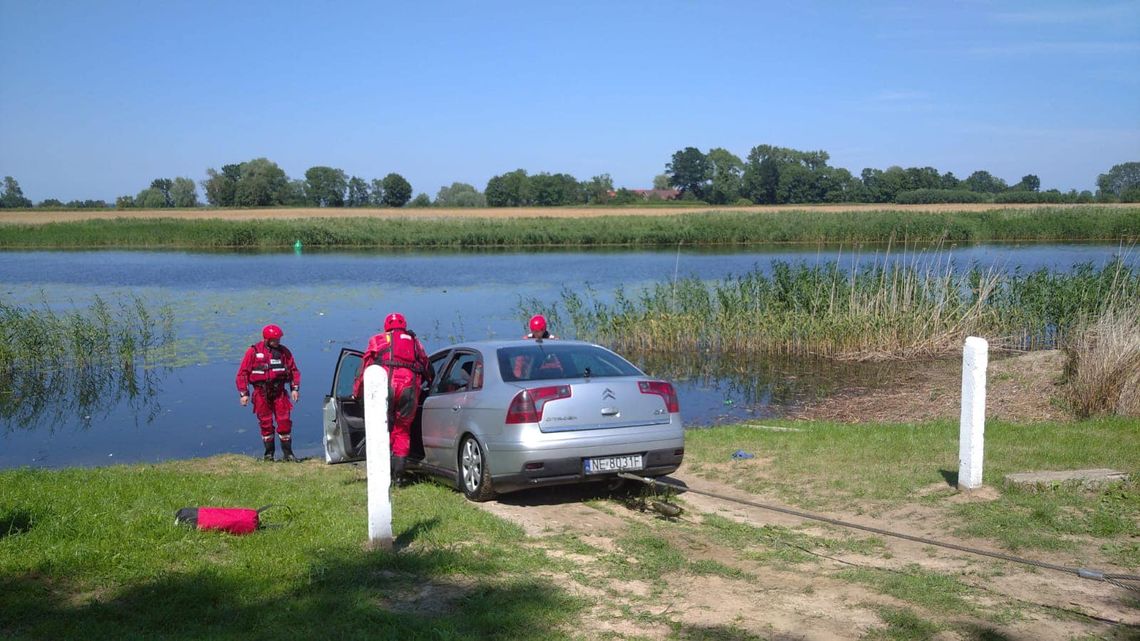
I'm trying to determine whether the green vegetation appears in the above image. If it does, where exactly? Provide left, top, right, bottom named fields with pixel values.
left=683, top=417, right=1140, bottom=563
left=1, top=206, right=1138, bottom=249
left=3, top=415, right=1135, bottom=639
left=531, top=256, right=1140, bottom=360
left=0, top=295, right=174, bottom=429
left=0, top=457, right=584, bottom=641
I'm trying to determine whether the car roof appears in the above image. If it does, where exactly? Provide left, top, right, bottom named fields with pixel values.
left=437, top=339, right=597, bottom=352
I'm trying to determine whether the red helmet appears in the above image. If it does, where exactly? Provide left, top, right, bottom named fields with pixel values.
left=262, top=324, right=284, bottom=340
left=529, top=314, right=547, bottom=334
left=384, top=312, right=407, bottom=332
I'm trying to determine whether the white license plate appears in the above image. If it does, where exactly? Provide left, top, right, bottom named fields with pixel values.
left=584, top=454, right=643, bottom=475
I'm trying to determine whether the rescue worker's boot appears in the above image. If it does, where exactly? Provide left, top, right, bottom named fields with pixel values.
left=281, top=439, right=297, bottom=462
left=262, top=438, right=275, bottom=462
left=391, top=455, right=407, bottom=487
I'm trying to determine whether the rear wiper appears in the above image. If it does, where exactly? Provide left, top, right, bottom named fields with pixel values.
left=582, top=367, right=591, bottom=379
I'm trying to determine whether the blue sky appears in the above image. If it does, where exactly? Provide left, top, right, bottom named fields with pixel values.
left=2, top=1, right=1138, bottom=202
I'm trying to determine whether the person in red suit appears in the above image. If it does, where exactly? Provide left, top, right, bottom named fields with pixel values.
left=236, top=324, right=301, bottom=461
left=353, top=313, right=432, bottom=484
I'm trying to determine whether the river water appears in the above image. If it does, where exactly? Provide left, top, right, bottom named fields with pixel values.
left=0, top=243, right=1133, bottom=469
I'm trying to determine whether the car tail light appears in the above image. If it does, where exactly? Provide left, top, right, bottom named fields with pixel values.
left=506, top=385, right=572, bottom=424
left=639, top=380, right=680, bottom=413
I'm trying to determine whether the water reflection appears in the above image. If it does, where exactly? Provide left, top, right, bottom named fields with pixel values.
left=634, top=352, right=913, bottom=424
left=0, top=362, right=167, bottom=433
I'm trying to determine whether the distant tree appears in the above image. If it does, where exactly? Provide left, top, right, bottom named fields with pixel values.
left=136, top=187, right=168, bottom=208
left=652, top=174, right=671, bottom=190
left=1096, top=162, right=1140, bottom=199
left=940, top=171, right=960, bottom=190
left=1, top=176, right=33, bottom=208
left=115, top=195, right=136, bottom=209
left=435, top=182, right=486, bottom=207
left=303, top=166, right=347, bottom=207
left=530, top=172, right=583, bottom=206
left=149, top=178, right=174, bottom=207
left=409, top=193, right=432, bottom=207
left=666, top=147, right=710, bottom=198
left=1010, top=174, right=1041, bottom=192
left=380, top=173, right=412, bottom=207
left=611, top=188, right=641, bottom=205
left=963, top=170, right=1008, bottom=193
left=202, top=164, right=241, bottom=206
left=584, top=174, right=614, bottom=204
left=742, top=156, right=779, bottom=204
left=904, top=167, right=941, bottom=191
left=706, top=148, right=743, bottom=205
left=346, top=176, right=371, bottom=207
left=485, top=169, right=530, bottom=206
left=234, top=158, right=292, bottom=207
left=37, top=198, right=64, bottom=208
left=369, top=179, right=385, bottom=206
left=170, top=177, right=199, bottom=207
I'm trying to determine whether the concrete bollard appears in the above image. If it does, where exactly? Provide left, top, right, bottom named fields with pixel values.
left=363, top=364, right=393, bottom=550
left=958, top=337, right=988, bottom=490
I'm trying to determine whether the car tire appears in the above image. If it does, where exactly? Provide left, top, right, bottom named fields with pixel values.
left=459, top=435, right=495, bottom=502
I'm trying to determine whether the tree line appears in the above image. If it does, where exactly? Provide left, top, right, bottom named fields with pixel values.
left=2, top=152, right=1138, bottom=210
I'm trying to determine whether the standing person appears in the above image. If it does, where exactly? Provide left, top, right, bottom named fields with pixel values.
left=523, top=314, right=557, bottom=339
left=236, top=324, right=301, bottom=462
left=352, top=312, right=432, bottom=485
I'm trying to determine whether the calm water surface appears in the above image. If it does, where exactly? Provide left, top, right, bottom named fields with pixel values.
left=0, top=243, right=1133, bottom=469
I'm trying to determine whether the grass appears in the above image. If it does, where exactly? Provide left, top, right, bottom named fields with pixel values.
left=682, top=417, right=1140, bottom=562
left=0, top=206, right=1136, bottom=248
left=0, top=456, right=583, bottom=641
left=3, top=417, right=1136, bottom=639
left=528, top=257, right=1140, bottom=361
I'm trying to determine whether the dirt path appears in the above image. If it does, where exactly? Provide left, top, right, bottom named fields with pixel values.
left=475, top=470, right=1137, bottom=640
left=0, top=203, right=1116, bottom=225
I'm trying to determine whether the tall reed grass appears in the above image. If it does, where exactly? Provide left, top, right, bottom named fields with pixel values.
left=525, top=257, right=1140, bottom=362
left=0, top=206, right=1136, bottom=248
left=1061, top=302, right=1140, bottom=417
left=0, top=295, right=174, bottom=429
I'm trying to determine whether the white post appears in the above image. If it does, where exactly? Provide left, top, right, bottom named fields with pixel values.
left=363, top=365, right=393, bottom=549
left=958, top=337, right=988, bottom=490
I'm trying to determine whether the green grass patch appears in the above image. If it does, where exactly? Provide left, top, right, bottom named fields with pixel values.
left=700, top=515, right=886, bottom=569
left=0, top=457, right=583, bottom=640
left=838, top=565, right=978, bottom=616
left=865, top=607, right=944, bottom=641
left=684, top=418, right=1140, bottom=558
left=952, top=483, right=1140, bottom=555
left=0, top=206, right=1136, bottom=248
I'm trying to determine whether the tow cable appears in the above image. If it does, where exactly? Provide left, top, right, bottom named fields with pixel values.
left=618, top=472, right=1140, bottom=592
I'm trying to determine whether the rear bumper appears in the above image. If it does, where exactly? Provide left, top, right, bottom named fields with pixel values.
left=490, top=447, right=684, bottom=494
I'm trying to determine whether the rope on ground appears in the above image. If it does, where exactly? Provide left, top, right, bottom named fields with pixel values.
left=618, top=473, right=1140, bottom=591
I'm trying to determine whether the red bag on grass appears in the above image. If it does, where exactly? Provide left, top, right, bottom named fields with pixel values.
left=175, top=505, right=282, bottom=535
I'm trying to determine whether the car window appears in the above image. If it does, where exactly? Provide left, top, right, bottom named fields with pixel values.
left=438, top=351, right=481, bottom=394
left=497, top=344, right=642, bottom=382
left=428, top=352, right=450, bottom=394
left=334, top=351, right=363, bottom=398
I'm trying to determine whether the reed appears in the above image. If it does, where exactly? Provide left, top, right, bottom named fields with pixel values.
left=1061, top=302, right=1140, bottom=417
left=527, top=258, right=1140, bottom=361
left=0, top=206, right=1137, bottom=248
left=0, top=295, right=174, bottom=429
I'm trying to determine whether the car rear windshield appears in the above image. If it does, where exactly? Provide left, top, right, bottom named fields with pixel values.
left=497, top=344, right=643, bottom=382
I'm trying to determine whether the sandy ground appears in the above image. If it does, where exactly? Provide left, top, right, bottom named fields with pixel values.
left=460, top=351, right=1139, bottom=640
left=0, top=203, right=1121, bottom=225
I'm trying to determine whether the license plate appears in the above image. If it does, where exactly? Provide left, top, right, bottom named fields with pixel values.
left=584, top=454, right=643, bottom=475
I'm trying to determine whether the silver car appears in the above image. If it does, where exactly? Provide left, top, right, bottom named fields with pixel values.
left=322, top=339, right=685, bottom=501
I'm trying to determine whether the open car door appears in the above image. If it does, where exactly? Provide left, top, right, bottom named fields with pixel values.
left=323, top=348, right=365, bottom=464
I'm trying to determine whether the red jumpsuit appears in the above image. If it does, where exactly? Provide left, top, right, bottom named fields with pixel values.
left=353, top=330, right=431, bottom=458
left=236, top=341, right=301, bottom=445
